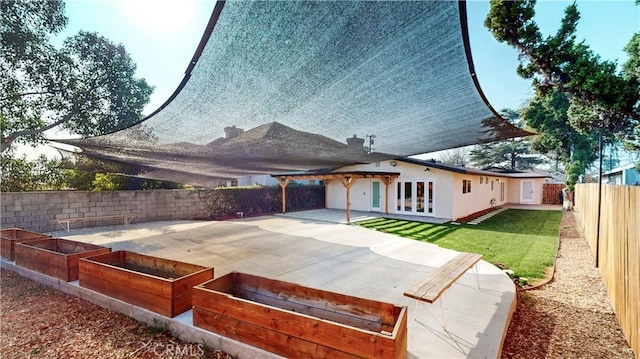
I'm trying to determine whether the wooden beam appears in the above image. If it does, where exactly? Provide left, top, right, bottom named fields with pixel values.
left=340, top=177, right=357, bottom=223
left=381, top=176, right=395, bottom=215
left=271, top=173, right=399, bottom=218
left=276, top=177, right=290, bottom=214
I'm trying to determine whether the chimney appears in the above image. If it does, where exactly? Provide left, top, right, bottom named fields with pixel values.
left=224, top=125, right=244, bottom=139
left=346, top=134, right=365, bottom=154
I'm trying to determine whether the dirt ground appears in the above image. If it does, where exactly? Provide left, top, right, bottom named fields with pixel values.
left=0, top=269, right=232, bottom=359
left=501, top=211, right=635, bottom=359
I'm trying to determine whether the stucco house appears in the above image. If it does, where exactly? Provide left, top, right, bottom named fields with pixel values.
left=323, top=158, right=549, bottom=221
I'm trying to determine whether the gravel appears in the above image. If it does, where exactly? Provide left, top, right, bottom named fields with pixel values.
left=501, top=211, right=635, bottom=359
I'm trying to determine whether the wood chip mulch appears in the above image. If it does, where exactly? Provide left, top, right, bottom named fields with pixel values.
left=501, top=211, right=635, bottom=359
left=0, top=270, right=233, bottom=359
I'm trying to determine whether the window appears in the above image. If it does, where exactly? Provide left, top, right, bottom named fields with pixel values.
left=462, top=179, right=471, bottom=194
left=480, top=177, right=483, bottom=184
left=491, top=180, right=494, bottom=191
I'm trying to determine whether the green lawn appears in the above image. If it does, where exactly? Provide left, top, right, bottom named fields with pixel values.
left=355, top=209, right=563, bottom=280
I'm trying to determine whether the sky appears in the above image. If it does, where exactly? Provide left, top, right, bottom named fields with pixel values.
left=19, top=0, right=640, bottom=160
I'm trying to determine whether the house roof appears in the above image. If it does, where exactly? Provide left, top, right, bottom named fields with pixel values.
left=271, top=170, right=401, bottom=180
left=603, top=163, right=638, bottom=176
left=52, top=1, right=531, bottom=187
left=399, top=158, right=550, bottom=179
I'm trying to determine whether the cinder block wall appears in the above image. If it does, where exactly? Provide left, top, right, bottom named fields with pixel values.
left=0, top=190, right=206, bottom=233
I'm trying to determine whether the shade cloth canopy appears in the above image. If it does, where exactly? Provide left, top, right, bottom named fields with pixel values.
left=55, top=1, right=529, bottom=187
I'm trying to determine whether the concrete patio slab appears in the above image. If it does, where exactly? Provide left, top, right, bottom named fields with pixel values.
left=23, top=214, right=515, bottom=358
left=278, top=208, right=451, bottom=224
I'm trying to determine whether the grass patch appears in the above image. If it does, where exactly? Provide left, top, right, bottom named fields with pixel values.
left=147, top=317, right=171, bottom=335
left=356, top=209, right=562, bottom=279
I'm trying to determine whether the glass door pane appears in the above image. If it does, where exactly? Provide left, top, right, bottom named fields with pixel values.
left=372, top=181, right=380, bottom=209
left=404, top=182, right=412, bottom=211
left=397, top=182, right=402, bottom=211
left=416, top=181, right=425, bottom=213
left=428, top=181, right=434, bottom=214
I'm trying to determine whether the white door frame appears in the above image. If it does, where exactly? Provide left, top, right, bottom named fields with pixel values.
left=371, top=180, right=381, bottom=212
left=395, top=179, right=435, bottom=216
left=520, top=180, right=534, bottom=204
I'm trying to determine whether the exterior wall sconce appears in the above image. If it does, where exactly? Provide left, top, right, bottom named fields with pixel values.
left=424, top=167, right=430, bottom=172
left=390, top=161, right=397, bottom=167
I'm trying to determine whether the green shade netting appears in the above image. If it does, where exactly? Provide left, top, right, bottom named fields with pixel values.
left=55, top=1, right=528, bottom=187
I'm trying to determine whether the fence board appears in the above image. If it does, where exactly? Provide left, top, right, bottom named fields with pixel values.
left=542, top=183, right=565, bottom=205
left=574, top=184, right=639, bottom=356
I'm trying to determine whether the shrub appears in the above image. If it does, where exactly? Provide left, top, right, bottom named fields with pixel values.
left=197, top=185, right=324, bottom=219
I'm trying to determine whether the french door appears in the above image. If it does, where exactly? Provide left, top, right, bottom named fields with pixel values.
left=396, top=180, right=434, bottom=215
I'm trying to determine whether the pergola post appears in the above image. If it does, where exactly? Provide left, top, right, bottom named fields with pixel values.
left=340, top=176, right=357, bottom=223
left=270, top=172, right=398, bottom=221
left=323, top=178, right=332, bottom=209
left=277, top=177, right=290, bottom=214
left=382, top=176, right=394, bottom=214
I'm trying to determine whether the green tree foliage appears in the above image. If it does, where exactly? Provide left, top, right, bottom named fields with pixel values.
left=0, top=150, right=65, bottom=191
left=522, top=90, right=599, bottom=187
left=469, top=109, right=545, bottom=171
left=0, top=151, right=184, bottom=192
left=1, top=0, right=153, bottom=152
left=485, top=0, right=639, bottom=150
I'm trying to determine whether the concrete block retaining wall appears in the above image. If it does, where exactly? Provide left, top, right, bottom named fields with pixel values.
left=1, top=190, right=206, bottom=233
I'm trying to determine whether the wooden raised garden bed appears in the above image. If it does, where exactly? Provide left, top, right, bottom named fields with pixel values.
left=79, top=251, right=214, bottom=317
left=193, top=272, right=408, bottom=359
left=1, top=228, right=51, bottom=261
left=15, top=238, right=111, bottom=281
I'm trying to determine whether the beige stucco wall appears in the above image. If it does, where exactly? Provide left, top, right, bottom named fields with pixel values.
left=506, top=178, right=545, bottom=204
left=326, top=160, right=456, bottom=219
left=450, top=173, right=504, bottom=220
left=327, top=161, right=548, bottom=220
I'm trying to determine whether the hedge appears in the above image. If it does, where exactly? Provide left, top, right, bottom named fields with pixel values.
left=197, top=185, right=325, bottom=219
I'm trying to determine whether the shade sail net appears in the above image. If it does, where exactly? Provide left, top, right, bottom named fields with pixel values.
left=55, top=1, right=529, bottom=187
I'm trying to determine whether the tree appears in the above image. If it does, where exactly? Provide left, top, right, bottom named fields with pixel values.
left=1, top=0, right=153, bottom=152
left=0, top=150, right=65, bottom=191
left=469, top=108, right=545, bottom=171
left=438, top=147, right=469, bottom=166
left=484, top=1, right=639, bottom=150
left=522, top=90, right=599, bottom=186
left=62, top=156, right=185, bottom=191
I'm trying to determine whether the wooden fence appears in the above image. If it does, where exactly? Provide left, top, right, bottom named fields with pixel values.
left=542, top=183, right=565, bottom=204
left=574, top=184, right=639, bottom=356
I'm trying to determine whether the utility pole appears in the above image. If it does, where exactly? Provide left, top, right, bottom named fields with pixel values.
left=595, top=114, right=604, bottom=268
left=365, top=135, right=376, bottom=154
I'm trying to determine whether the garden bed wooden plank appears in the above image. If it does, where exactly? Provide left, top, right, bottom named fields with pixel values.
left=79, top=251, right=213, bottom=317
left=14, top=238, right=110, bottom=281
left=1, top=228, right=51, bottom=261
left=193, top=272, right=407, bottom=358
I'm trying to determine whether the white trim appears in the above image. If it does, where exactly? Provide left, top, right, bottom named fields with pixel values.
left=371, top=180, right=381, bottom=212
left=394, top=178, right=436, bottom=216
left=520, top=180, right=534, bottom=204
